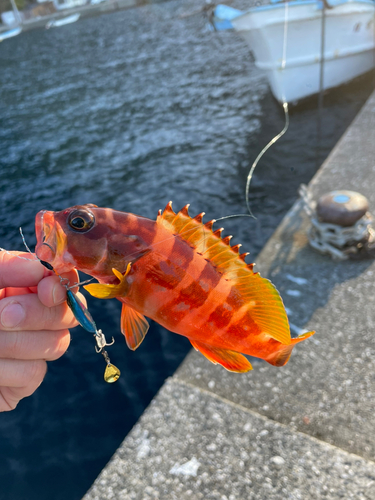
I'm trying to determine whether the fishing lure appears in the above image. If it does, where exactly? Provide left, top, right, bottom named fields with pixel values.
left=17, top=230, right=121, bottom=383
left=62, top=280, right=120, bottom=383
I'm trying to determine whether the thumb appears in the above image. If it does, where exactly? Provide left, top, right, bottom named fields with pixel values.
left=0, top=251, right=50, bottom=290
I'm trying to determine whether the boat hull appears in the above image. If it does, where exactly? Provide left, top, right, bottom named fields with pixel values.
left=0, top=26, right=21, bottom=42
left=231, top=1, right=375, bottom=102
left=45, top=13, right=80, bottom=29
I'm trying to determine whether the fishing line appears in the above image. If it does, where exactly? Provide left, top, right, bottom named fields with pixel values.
left=216, top=1, right=290, bottom=220
left=244, top=1, right=290, bottom=216
left=0, top=229, right=48, bottom=264
left=213, top=100, right=290, bottom=224
left=0, top=247, right=37, bottom=262
left=244, top=102, right=289, bottom=217
left=183, top=105, right=290, bottom=230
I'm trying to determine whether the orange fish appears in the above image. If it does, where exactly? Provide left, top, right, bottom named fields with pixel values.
left=35, top=203, right=314, bottom=372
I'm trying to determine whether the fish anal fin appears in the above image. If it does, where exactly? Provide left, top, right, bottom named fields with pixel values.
left=84, top=264, right=131, bottom=299
left=266, top=330, right=315, bottom=367
left=121, top=303, right=149, bottom=350
left=190, top=340, right=252, bottom=373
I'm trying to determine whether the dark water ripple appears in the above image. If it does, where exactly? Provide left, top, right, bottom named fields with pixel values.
left=0, top=1, right=373, bottom=498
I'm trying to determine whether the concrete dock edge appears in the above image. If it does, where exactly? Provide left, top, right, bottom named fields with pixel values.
left=83, top=89, right=375, bottom=500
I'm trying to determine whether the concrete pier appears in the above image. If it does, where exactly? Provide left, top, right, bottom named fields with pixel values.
left=83, top=89, right=375, bottom=500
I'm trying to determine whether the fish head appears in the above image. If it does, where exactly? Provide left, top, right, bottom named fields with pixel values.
left=35, top=205, right=152, bottom=279
left=35, top=205, right=103, bottom=275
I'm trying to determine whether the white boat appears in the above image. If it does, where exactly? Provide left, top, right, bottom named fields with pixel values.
left=46, top=13, right=80, bottom=29
left=214, top=1, right=375, bottom=103
left=0, top=25, right=21, bottom=42
left=0, top=0, right=22, bottom=42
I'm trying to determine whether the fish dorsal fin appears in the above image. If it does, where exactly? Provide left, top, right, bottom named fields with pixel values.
left=157, top=202, right=291, bottom=345
left=190, top=340, right=252, bottom=373
left=157, top=202, right=254, bottom=279
left=121, top=303, right=149, bottom=350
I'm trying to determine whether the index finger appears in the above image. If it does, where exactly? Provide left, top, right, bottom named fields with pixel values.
left=0, top=251, right=51, bottom=290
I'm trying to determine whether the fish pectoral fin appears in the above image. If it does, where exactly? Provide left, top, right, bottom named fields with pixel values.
left=121, top=303, right=149, bottom=350
left=190, top=340, right=252, bottom=373
left=84, top=264, right=132, bottom=299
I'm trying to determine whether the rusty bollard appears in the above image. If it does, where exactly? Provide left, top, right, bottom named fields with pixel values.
left=300, top=187, right=375, bottom=260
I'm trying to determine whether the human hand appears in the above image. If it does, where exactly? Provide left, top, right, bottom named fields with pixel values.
left=0, top=250, right=82, bottom=411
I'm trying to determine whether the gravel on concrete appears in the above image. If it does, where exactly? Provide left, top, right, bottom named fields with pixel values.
left=84, top=379, right=375, bottom=500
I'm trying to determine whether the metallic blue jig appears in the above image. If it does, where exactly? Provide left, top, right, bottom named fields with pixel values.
left=64, top=285, right=119, bottom=382
left=66, top=289, right=97, bottom=334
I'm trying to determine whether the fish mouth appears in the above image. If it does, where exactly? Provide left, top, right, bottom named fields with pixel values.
left=35, top=210, right=71, bottom=273
left=39, top=241, right=55, bottom=261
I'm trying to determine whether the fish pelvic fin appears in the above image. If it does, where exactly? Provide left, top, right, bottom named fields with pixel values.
left=265, top=330, right=315, bottom=367
left=84, top=264, right=131, bottom=299
left=190, top=340, right=252, bottom=373
left=121, top=303, right=149, bottom=350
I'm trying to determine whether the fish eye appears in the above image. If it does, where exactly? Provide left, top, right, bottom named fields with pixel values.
left=68, top=209, right=95, bottom=232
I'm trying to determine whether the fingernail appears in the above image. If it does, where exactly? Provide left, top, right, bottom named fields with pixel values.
left=52, top=282, right=66, bottom=305
left=1, top=302, right=26, bottom=328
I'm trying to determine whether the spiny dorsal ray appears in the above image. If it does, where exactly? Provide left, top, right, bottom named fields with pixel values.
left=157, top=202, right=254, bottom=278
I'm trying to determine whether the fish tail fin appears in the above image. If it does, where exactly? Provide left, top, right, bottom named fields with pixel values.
left=265, top=330, right=315, bottom=367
